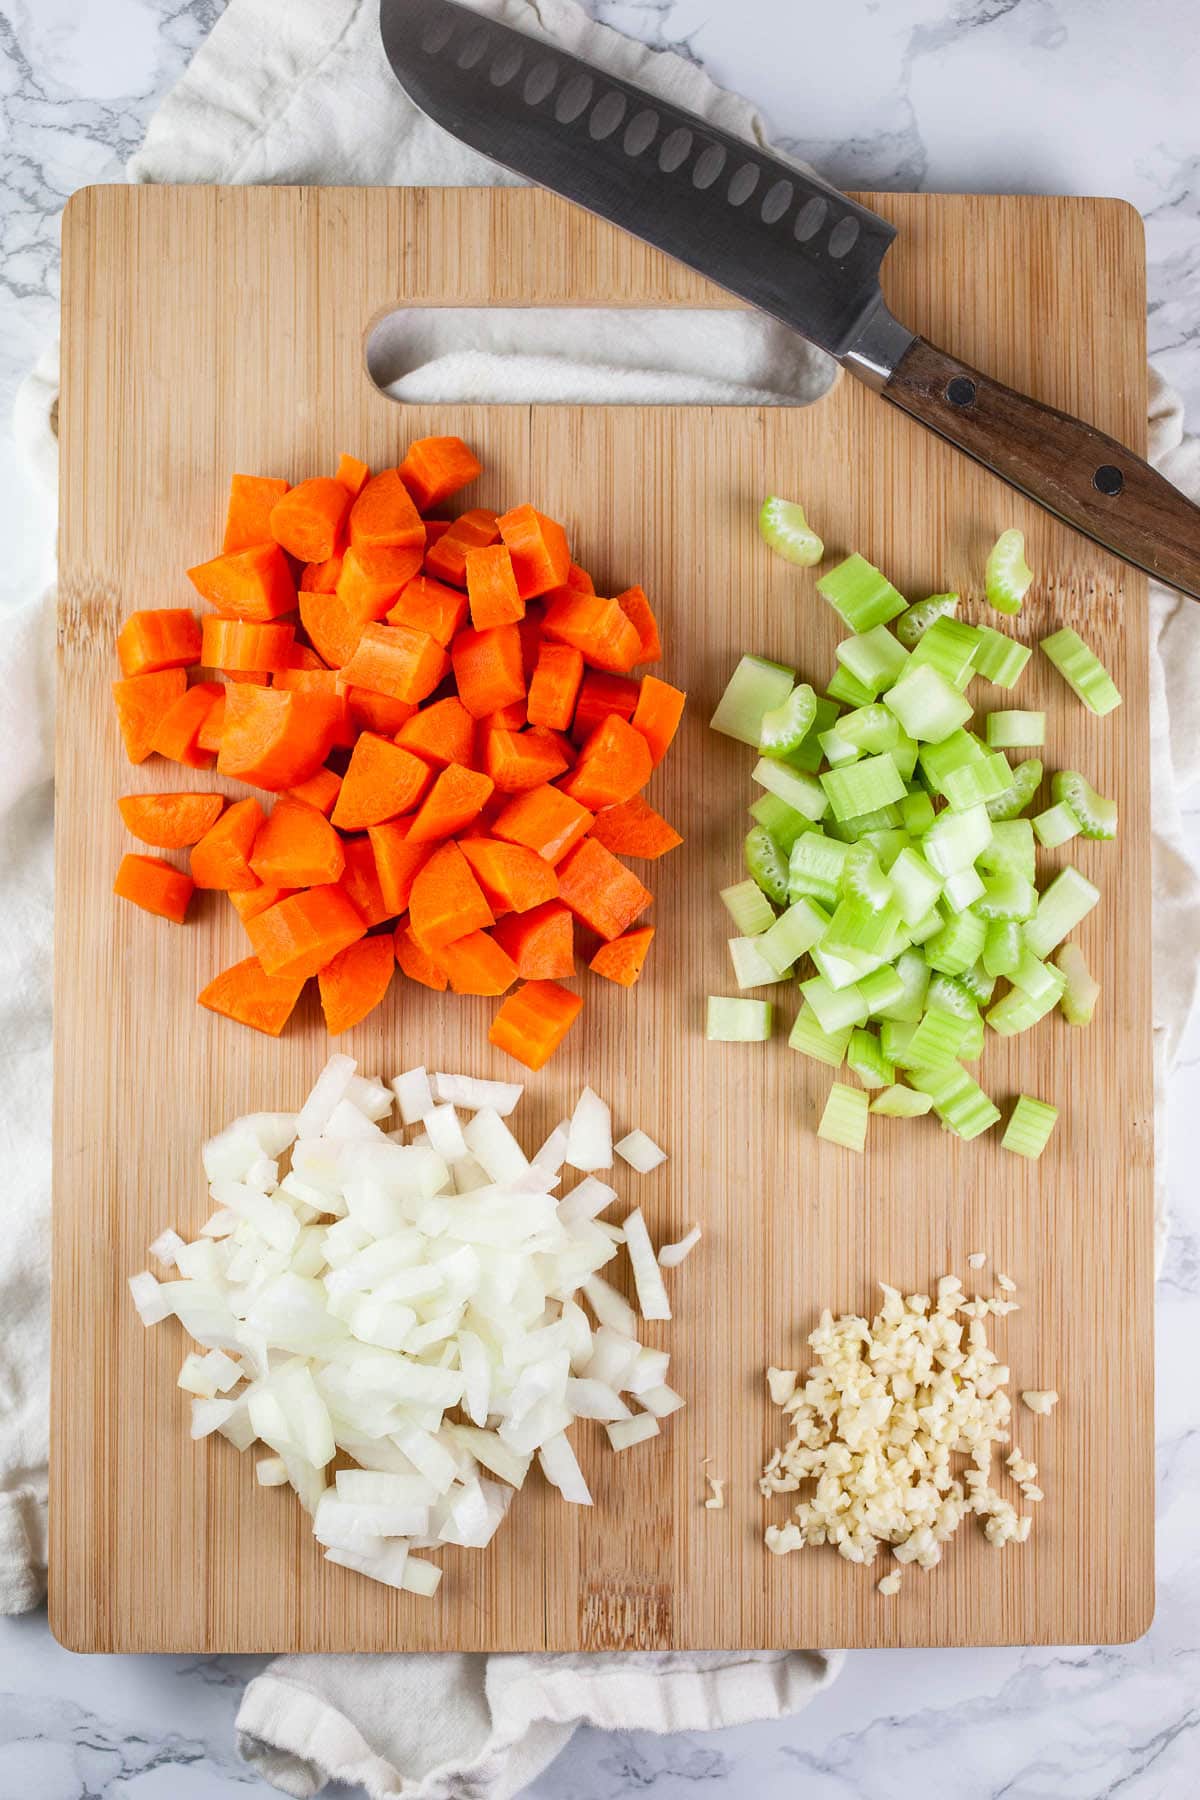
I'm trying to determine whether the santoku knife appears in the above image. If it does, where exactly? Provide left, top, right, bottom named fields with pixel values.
left=380, top=0, right=1200, bottom=600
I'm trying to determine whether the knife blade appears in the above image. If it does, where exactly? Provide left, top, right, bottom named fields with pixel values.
left=381, top=0, right=1200, bottom=600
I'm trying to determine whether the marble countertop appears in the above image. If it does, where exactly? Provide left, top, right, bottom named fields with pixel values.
left=2, top=0, right=1199, bottom=1794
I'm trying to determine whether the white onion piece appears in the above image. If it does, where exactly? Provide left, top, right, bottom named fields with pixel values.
left=324, top=1539, right=411, bottom=1588
left=539, top=1432, right=593, bottom=1505
left=178, top=1349, right=242, bottom=1397
left=128, top=1270, right=170, bottom=1326
left=566, top=1087, right=612, bottom=1172
left=582, top=1326, right=640, bottom=1390
left=198, top=1209, right=237, bottom=1240
left=191, top=1397, right=236, bottom=1439
left=658, top=1224, right=702, bottom=1268
left=446, top=1424, right=532, bottom=1489
left=398, top=1554, right=443, bottom=1596
left=532, top=1120, right=570, bottom=1173
left=148, top=1228, right=186, bottom=1268
left=325, top=1098, right=386, bottom=1143
left=557, top=1175, right=618, bottom=1225
left=621, top=1210, right=672, bottom=1322
left=560, top=1299, right=594, bottom=1371
left=451, top=1154, right=490, bottom=1194
left=565, top=1377, right=631, bottom=1421
left=583, top=1273, right=639, bottom=1337
left=256, top=1455, right=289, bottom=1487
left=638, top=1383, right=685, bottom=1419
left=433, top=1072, right=524, bottom=1117
left=615, top=1129, right=667, bottom=1174
left=463, top=1108, right=529, bottom=1185
left=346, top=1075, right=394, bottom=1121
left=625, top=1346, right=670, bottom=1396
left=297, top=1054, right=357, bottom=1139
left=606, top=1413, right=660, bottom=1451
left=391, top=1066, right=434, bottom=1126
left=424, top=1104, right=469, bottom=1164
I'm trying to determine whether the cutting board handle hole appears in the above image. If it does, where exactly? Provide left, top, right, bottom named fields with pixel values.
left=364, top=307, right=837, bottom=407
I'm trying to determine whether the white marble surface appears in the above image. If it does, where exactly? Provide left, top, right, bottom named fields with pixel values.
left=2, top=0, right=1199, bottom=1794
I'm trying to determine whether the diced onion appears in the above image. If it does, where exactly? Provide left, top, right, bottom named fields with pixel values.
left=432, top=1072, right=524, bottom=1117
left=566, top=1087, right=613, bottom=1172
left=606, top=1413, right=660, bottom=1451
left=622, top=1209, right=671, bottom=1321
left=615, top=1129, right=667, bottom=1174
left=658, top=1224, right=701, bottom=1268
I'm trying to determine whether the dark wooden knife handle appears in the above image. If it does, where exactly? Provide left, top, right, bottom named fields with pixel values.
left=882, top=336, right=1200, bottom=600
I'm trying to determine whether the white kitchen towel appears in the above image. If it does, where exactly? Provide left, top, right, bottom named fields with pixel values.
left=3, top=0, right=1199, bottom=1794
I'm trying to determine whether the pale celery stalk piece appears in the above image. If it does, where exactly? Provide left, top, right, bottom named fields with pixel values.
left=978, top=817, right=1036, bottom=881
left=923, top=803, right=992, bottom=876
left=1002, top=1095, right=1059, bottom=1159
left=925, top=910, right=987, bottom=977
left=711, top=655, right=796, bottom=745
left=728, top=936, right=786, bottom=990
left=758, top=898, right=830, bottom=975
left=909, top=1064, right=1001, bottom=1139
left=941, top=865, right=986, bottom=913
left=1024, top=865, right=1101, bottom=959
left=826, top=664, right=876, bottom=708
left=788, top=1004, right=853, bottom=1067
left=974, top=624, right=1032, bottom=690
left=745, top=826, right=789, bottom=905
left=908, top=617, right=982, bottom=689
left=895, top=1006, right=969, bottom=1071
left=884, top=847, right=942, bottom=926
left=837, top=703, right=901, bottom=753
left=986, top=710, right=1045, bottom=749
left=986, top=758, right=1044, bottom=821
left=1055, top=941, right=1100, bottom=1026
left=896, top=593, right=959, bottom=649
left=819, top=724, right=863, bottom=767
left=1040, top=628, right=1122, bottom=716
left=1051, top=770, right=1117, bottom=840
left=749, top=792, right=811, bottom=849
left=1010, top=947, right=1064, bottom=1005
left=983, top=918, right=1023, bottom=978
left=883, top=663, right=973, bottom=743
left=753, top=756, right=830, bottom=821
left=720, top=879, right=777, bottom=937
left=1033, top=801, right=1081, bottom=849
left=985, top=528, right=1033, bottom=615
left=758, top=495, right=824, bottom=566
left=817, top=554, right=907, bottom=632
left=817, top=1082, right=869, bottom=1152
left=800, top=974, right=869, bottom=1034
left=975, top=870, right=1037, bottom=922
left=847, top=1027, right=894, bottom=1089
left=835, top=624, right=909, bottom=697
left=870, top=1084, right=934, bottom=1117
left=706, top=996, right=773, bottom=1042
left=759, top=682, right=818, bottom=756
left=858, top=962, right=907, bottom=1014
left=819, top=753, right=906, bottom=823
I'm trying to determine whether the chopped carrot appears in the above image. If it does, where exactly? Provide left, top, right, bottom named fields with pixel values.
left=556, top=837, right=653, bottom=941
left=342, top=685, right=417, bottom=738
left=518, top=608, right=543, bottom=674
left=318, top=935, right=395, bottom=1033
left=396, top=695, right=476, bottom=769
left=112, top=669, right=187, bottom=763
left=150, top=680, right=224, bottom=767
left=201, top=616, right=295, bottom=674
left=284, top=766, right=342, bottom=816
left=497, top=504, right=570, bottom=600
left=367, top=820, right=434, bottom=916
left=218, top=683, right=342, bottom=791
left=349, top=469, right=426, bottom=551
left=197, top=955, right=307, bottom=1037
left=486, top=700, right=528, bottom=732
left=631, top=674, right=686, bottom=765
left=408, top=840, right=494, bottom=950
left=229, top=881, right=296, bottom=926
left=339, top=622, right=446, bottom=705
left=187, top=543, right=296, bottom=622
left=423, top=507, right=499, bottom=586
left=337, top=544, right=425, bottom=620
left=222, top=475, right=290, bottom=554
left=438, top=929, right=518, bottom=996
left=250, top=797, right=346, bottom=888
left=247, top=884, right=366, bottom=981
left=338, top=835, right=393, bottom=927
left=424, top=519, right=452, bottom=546
left=527, top=642, right=584, bottom=731
left=300, top=554, right=344, bottom=594
left=465, top=543, right=524, bottom=630
left=335, top=453, right=371, bottom=500
left=559, top=714, right=652, bottom=810
left=269, top=477, right=351, bottom=563
left=222, top=670, right=270, bottom=687
left=332, top=733, right=432, bottom=831
left=526, top=723, right=577, bottom=768
left=542, top=591, right=641, bottom=673
left=117, top=610, right=202, bottom=678
left=190, top=796, right=264, bottom=890
left=483, top=726, right=569, bottom=794
left=113, top=852, right=194, bottom=924
left=118, top=792, right=224, bottom=849
left=197, top=693, right=226, bottom=755
left=299, top=589, right=365, bottom=669
left=460, top=838, right=558, bottom=914
left=394, top=922, right=448, bottom=991
left=272, top=665, right=355, bottom=749
left=567, top=564, right=595, bottom=595
left=387, top=573, right=468, bottom=646
left=588, top=795, right=682, bottom=859
left=492, top=783, right=593, bottom=865
left=615, top=586, right=662, bottom=664
left=570, top=670, right=641, bottom=744
left=286, top=644, right=329, bottom=670
left=491, top=900, right=575, bottom=979
left=590, top=924, right=654, bottom=987
left=451, top=623, right=525, bottom=719
left=488, top=979, right=582, bottom=1070
left=398, top=435, right=483, bottom=512
left=408, top=762, right=495, bottom=843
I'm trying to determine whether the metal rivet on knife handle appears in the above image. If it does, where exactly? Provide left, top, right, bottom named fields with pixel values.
left=946, top=377, right=978, bottom=407
left=1094, top=465, right=1125, bottom=497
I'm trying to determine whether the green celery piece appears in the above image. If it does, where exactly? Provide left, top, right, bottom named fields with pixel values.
left=974, top=870, right=1037, bottom=922
left=973, top=624, right=1032, bottom=689
left=1010, top=947, right=1065, bottom=1006
left=883, top=663, right=974, bottom=743
left=900, top=790, right=936, bottom=834
left=985, top=528, right=1033, bottom=615
left=720, top=878, right=777, bottom=936
left=982, top=918, right=1023, bottom=978
left=907, top=906, right=944, bottom=945
left=986, top=758, right=1043, bottom=821
left=1032, top=801, right=1081, bottom=849
left=895, top=1006, right=970, bottom=1070
left=1040, top=628, right=1122, bottom=716
left=870, top=1083, right=935, bottom=1117
left=757, top=898, right=830, bottom=975
left=753, top=756, right=830, bottom=822
left=924, top=804, right=992, bottom=876
left=986, top=710, right=1045, bottom=749
left=942, top=750, right=1013, bottom=812
left=896, top=593, right=959, bottom=649
left=823, top=896, right=902, bottom=959
left=711, top=655, right=796, bottom=744
left=879, top=1018, right=916, bottom=1063
left=977, top=818, right=1036, bottom=882
left=985, top=977, right=1064, bottom=1036
left=818, top=724, right=863, bottom=767
left=759, top=682, right=818, bottom=756
left=817, top=554, right=907, bottom=632
left=858, top=963, right=907, bottom=1015
left=1001, top=1094, right=1059, bottom=1159
left=919, top=727, right=985, bottom=796
left=728, top=936, right=786, bottom=990
left=706, top=996, right=773, bottom=1041
left=758, top=495, right=824, bottom=566
left=789, top=1003, right=853, bottom=1067
left=941, top=865, right=986, bottom=913
left=908, top=616, right=983, bottom=688
left=800, top=974, right=869, bottom=1033
left=745, top=825, right=789, bottom=905
left=788, top=695, right=841, bottom=773
left=958, top=1012, right=986, bottom=1061
left=847, top=1027, right=895, bottom=1089
left=889, top=734, right=920, bottom=782
left=925, top=973, right=980, bottom=1021
left=889, top=847, right=943, bottom=926
left=908, top=1063, right=1000, bottom=1139
left=789, top=832, right=849, bottom=906
left=820, top=753, right=906, bottom=823
left=861, top=827, right=911, bottom=870
left=826, top=664, right=876, bottom=708
left=1024, top=864, right=1100, bottom=959
left=837, top=703, right=901, bottom=753
left=826, top=803, right=904, bottom=842
left=1051, top=770, right=1118, bottom=840
left=1054, top=941, right=1100, bottom=1027
left=836, top=624, right=909, bottom=697
left=840, top=844, right=894, bottom=909
left=809, top=942, right=885, bottom=990
left=875, top=948, right=931, bottom=1023
left=817, top=1082, right=870, bottom=1152
left=749, top=791, right=813, bottom=850
left=924, top=909, right=987, bottom=976
left=958, top=961, right=996, bottom=1007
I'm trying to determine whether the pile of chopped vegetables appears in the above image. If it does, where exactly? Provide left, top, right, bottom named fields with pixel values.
left=129, top=1056, right=695, bottom=1597
left=709, top=506, right=1118, bottom=1151
left=112, top=441, right=685, bottom=1063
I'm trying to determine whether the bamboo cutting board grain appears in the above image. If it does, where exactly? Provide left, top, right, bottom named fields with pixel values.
left=53, top=186, right=1154, bottom=1652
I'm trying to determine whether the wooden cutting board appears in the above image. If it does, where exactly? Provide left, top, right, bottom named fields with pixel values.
left=52, top=185, right=1154, bottom=1653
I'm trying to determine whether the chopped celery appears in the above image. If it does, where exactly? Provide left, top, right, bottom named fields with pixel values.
left=985, top=528, right=1033, bottom=615
left=863, top=827, right=912, bottom=871
left=889, top=847, right=943, bottom=926
left=826, top=664, right=876, bottom=708
left=978, top=818, right=1036, bottom=882
left=753, top=756, right=830, bottom=821
left=720, top=878, right=777, bottom=936
left=909, top=1064, right=1000, bottom=1139
left=789, top=695, right=841, bottom=773
left=711, top=655, right=796, bottom=744
left=1024, top=865, right=1100, bottom=959
left=1010, top=948, right=1064, bottom=1006
left=907, top=906, right=944, bottom=945
left=1051, top=770, right=1117, bottom=840
left=827, top=802, right=904, bottom=841
left=942, top=750, right=1013, bottom=812
left=889, top=733, right=920, bottom=782
left=819, top=724, right=862, bottom=767
left=982, top=918, right=1023, bottom=978
left=745, top=825, right=789, bottom=904
left=941, top=866, right=986, bottom=913
left=1055, top=940, right=1099, bottom=1026
left=789, top=832, right=849, bottom=906
left=847, top=1027, right=894, bottom=1089
left=817, top=1082, right=870, bottom=1152
left=759, top=682, right=817, bottom=756
left=879, top=1018, right=916, bottom=1063
left=820, top=753, right=906, bottom=823
left=758, top=898, right=830, bottom=974
left=788, top=1003, right=851, bottom=1067
left=1032, top=800, right=1080, bottom=848
left=858, top=963, right=907, bottom=1015
left=986, top=758, right=1043, bottom=821
left=836, top=624, right=909, bottom=697
left=957, top=962, right=996, bottom=1008
left=924, top=804, right=992, bottom=876
left=1040, top=628, right=1122, bottom=716
left=800, top=974, right=869, bottom=1034
left=925, top=972, right=979, bottom=1020
left=817, top=554, right=907, bottom=632
left=957, top=1013, right=985, bottom=1061
left=896, top=593, right=959, bottom=649
left=918, top=727, right=983, bottom=795
left=908, top=616, right=982, bottom=689
left=986, top=710, right=1045, bottom=749
left=973, top=624, right=1032, bottom=690
left=974, top=870, right=1037, bottom=921
left=810, top=943, right=882, bottom=993
left=758, top=495, right=824, bottom=565
left=706, top=996, right=773, bottom=1041
left=900, top=790, right=936, bottom=835
left=895, top=1006, right=970, bottom=1070
left=870, top=1083, right=934, bottom=1117
left=728, top=936, right=786, bottom=990
left=841, top=844, right=894, bottom=909
left=749, top=791, right=813, bottom=849
left=875, top=949, right=930, bottom=1022
left=924, top=909, right=987, bottom=976
left=837, top=703, right=901, bottom=753
left=1001, top=1094, right=1058, bottom=1159
left=824, top=896, right=902, bottom=960
left=985, top=973, right=1064, bottom=1035
left=883, top=663, right=974, bottom=743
